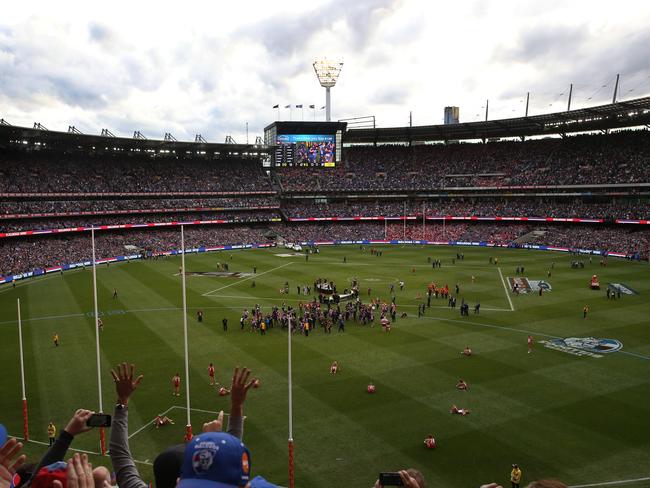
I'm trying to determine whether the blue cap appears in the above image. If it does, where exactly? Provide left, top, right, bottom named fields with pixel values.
left=250, top=476, right=280, bottom=488
left=177, top=433, right=251, bottom=488
left=0, top=424, right=7, bottom=448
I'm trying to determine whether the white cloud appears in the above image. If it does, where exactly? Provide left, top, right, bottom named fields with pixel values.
left=0, top=0, right=649, bottom=141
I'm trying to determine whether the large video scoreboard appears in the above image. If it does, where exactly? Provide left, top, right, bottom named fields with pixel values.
left=264, top=121, right=346, bottom=167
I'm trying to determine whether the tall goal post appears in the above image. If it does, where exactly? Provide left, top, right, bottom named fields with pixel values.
left=287, top=314, right=295, bottom=488
left=90, top=228, right=107, bottom=455
left=180, top=225, right=193, bottom=441
left=17, top=298, right=29, bottom=440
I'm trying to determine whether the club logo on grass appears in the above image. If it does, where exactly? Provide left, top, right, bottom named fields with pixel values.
left=541, top=337, right=623, bottom=358
left=529, top=280, right=552, bottom=292
left=608, top=283, right=639, bottom=295
left=187, top=271, right=254, bottom=278
left=508, top=277, right=551, bottom=293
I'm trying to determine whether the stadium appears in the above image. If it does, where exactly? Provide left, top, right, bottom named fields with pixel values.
left=1, top=3, right=650, bottom=488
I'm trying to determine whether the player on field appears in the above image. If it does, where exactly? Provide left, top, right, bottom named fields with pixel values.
left=113, top=288, right=118, bottom=299
left=172, top=373, right=181, bottom=396
left=208, top=363, right=216, bottom=385
left=97, top=318, right=103, bottom=331
left=154, top=414, right=174, bottom=428
left=456, top=379, right=469, bottom=390
left=218, top=386, right=231, bottom=396
left=450, top=404, right=470, bottom=416
left=53, top=332, right=60, bottom=347
left=330, top=361, right=339, bottom=374
left=527, top=335, right=534, bottom=354
left=424, top=435, right=436, bottom=449
left=461, top=346, right=472, bottom=356
left=583, top=304, right=589, bottom=319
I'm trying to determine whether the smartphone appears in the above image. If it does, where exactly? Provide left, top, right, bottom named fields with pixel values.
left=379, top=472, right=403, bottom=486
left=86, top=413, right=112, bottom=428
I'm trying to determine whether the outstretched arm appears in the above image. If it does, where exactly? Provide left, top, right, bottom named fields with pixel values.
left=227, top=367, right=257, bottom=440
left=109, top=363, right=146, bottom=488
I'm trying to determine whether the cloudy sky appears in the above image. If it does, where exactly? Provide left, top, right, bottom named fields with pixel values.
left=1, top=0, right=649, bottom=143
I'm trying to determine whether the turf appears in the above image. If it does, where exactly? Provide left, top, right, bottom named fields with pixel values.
left=1, top=245, right=649, bottom=487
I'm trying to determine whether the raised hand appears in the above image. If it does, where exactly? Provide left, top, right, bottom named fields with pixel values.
left=230, top=367, right=257, bottom=417
left=398, top=470, right=422, bottom=488
left=53, top=453, right=94, bottom=488
left=110, top=363, right=144, bottom=405
left=0, top=438, right=26, bottom=488
left=202, top=410, right=225, bottom=433
left=64, top=409, right=95, bottom=436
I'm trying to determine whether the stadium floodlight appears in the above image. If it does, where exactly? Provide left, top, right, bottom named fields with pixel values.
left=313, top=59, right=343, bottom=122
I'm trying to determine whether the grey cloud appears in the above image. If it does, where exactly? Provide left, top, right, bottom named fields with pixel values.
left=373, top=85, right=409, bottom=105
left=493, top=24, right=587, bottom=63
left=237, top=0, right=396, bottom=59
left=88, top=22, right=112, bottom=43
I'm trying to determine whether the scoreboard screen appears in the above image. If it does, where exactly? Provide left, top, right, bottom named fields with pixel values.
left=274, top=134, right=336, bottom=167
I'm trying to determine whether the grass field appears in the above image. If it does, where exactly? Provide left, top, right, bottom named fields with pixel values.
left=1, top=244, right=649, bottom=488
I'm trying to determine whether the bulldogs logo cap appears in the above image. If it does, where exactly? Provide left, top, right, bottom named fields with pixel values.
left=178, top=432, right=251, bottom=488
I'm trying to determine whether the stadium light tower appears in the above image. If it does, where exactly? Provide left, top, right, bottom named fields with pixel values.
left=313, top=59, right=343, bottom=122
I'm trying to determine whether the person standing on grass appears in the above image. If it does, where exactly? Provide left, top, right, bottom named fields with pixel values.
left=511, top=464, right=522, bottom=488
left=208, top=363, right=216, bottom=385
left=583, top=304, right=589, bottom=319
left=53, top=332, right=60, bottom=347
left=527, top=335, right=534, bottom=354
left=222, top=317, right=228, bottom=331
left=172, top=373, right=181, bottom=396
left=113, top=288, right=118, bottom=299
left=47, top=421, right=56, bottom=446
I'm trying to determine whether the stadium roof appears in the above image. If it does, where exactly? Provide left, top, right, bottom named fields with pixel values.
left=344, top=97, right=650, bottom=144
left=0, top=124, right=265, bottom=155
left=1, top=97, right=649, bottom=152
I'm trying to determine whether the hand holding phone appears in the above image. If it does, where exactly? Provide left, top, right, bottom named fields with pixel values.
left=379, top=472, right=404, bottom=486
left=86, top=413, right=112, bottom=428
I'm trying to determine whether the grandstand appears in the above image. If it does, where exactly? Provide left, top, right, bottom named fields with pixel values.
left=1, top=101, right=649, bottom=282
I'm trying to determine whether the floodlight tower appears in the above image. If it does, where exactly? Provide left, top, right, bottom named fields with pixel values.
left=313, top=59, right=343, bottom=122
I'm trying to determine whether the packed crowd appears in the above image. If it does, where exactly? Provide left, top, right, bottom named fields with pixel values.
left=2, top=222, right=648, bottom=279
left=282, top=198, right=650, bottom=220
left=276, top=131, right=650, bottom=191
left=0, top=153, right=273, bottom=193
left=0, top=197, right=279, bottom=217
left=0, top=226, right=272, bottom=277
left=0, top=211, right=281, bottom=233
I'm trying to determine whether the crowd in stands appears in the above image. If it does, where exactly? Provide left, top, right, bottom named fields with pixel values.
left=2, top=222, right=648, bottom=278
left=0, top=226, right=272, bottom=277
left=2, top=220, right=649, bottom=279
left=0, top=211, right=281, bottom=233
left=282, top=198, right=650, bottom=220
left=0, top=153, right=273, bottom=193
left=276, top=131, right=650, bottom=191
left=0, top=197, right=279, bottom=217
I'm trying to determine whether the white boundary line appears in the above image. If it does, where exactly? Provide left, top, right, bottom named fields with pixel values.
left=201, top=262, right=294, bottom=296
left=128, top=405, right=245, bottom=440
left=569, top=476, right=650, bottom=487
left=497, top=267, right=515, bottom=311
left=128, top=405, right=175, bottom=439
